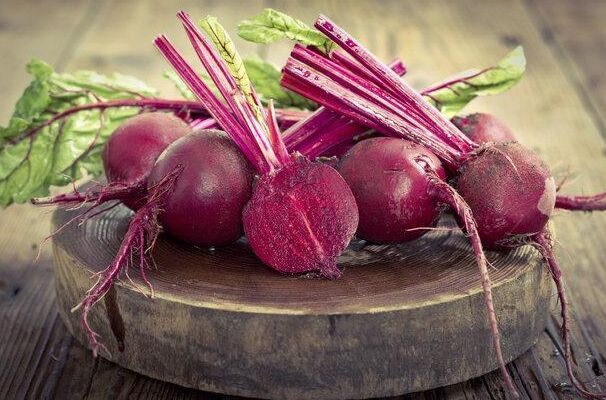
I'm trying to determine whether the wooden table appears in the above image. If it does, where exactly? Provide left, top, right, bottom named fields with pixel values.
left=1, top=0, right=605, bottom=398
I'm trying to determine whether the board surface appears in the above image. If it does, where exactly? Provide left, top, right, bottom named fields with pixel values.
left=52, top=204, right=550, bottom=400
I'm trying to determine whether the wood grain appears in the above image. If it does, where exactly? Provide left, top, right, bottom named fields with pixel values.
left=0, top=0, right=605, bottom=399
left=53, top=205, right=550, bottom=399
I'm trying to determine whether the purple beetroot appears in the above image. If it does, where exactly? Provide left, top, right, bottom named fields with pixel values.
left=452, top=112, right=606, bottom=212
left=337, top=137, right=446, bottom=243
left=147, top=130, right=253, bottom=246
left=451, top=113, right=516, bottom=144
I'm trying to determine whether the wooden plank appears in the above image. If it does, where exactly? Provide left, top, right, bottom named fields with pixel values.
left=525, top=0, right=606, bottom=140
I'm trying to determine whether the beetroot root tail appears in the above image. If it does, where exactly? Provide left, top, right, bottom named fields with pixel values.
left=556, top=193, right=606, bottom=211
left=533, top=230, right=606, bottom=399
left=71, top=167, right=182, bottom=357
left=31, top=180, right=146, bottom=206
left=426, top=167, right=520, bottom=400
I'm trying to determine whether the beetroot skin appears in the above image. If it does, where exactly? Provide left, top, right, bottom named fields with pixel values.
left=243, top=158, right=358, bottom=278
left=148, top=130, right=254, bottom=246
left=103, top=112, right=191, bottom=185
left=338, top=137, right=446, bottom=243
left=451, top=113, right=516, bottom=144
left=102, top=112, right=190, bottom=209
left=456, top=142, right=556, bottom=249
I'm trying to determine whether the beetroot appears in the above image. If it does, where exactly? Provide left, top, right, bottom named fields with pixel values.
left=337, top=137, right=446, bottom=243
left=103, top=113, right=190, bottom=191
left=32, top=112, right=190, bottom=211
left=456, top=142, right=556, bottom=249
left=147, top=130, right=253, bottom=246
left=452, top=113, right=606, bottom=212
left=244, top=158, right=357, bottom=278
left=452, top=113, right=515, bottom=144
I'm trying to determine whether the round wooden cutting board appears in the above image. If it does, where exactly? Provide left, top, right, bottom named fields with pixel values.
left=52, top=204, right=551, bottom=400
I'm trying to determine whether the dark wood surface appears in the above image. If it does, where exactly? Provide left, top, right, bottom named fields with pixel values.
left=52, top=205, right=550, bottom=399
left=0, top=0, right=605, bottom=399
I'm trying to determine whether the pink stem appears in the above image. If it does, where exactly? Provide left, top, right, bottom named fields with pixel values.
left=314, top=15, right=476, bottom=155
left=555, top=193, right=606, bottom=211
left=282, top=59, right=462, bottom=169
left=267, top=101, right=290, bottom=164
left=533, top=230, right=606, bottom=399
left=6, top=99, right=208, bottom=147
left=420, top=68, right=490, bottom=96
left=154, top=35, right=269, bottom=174
left=190, top=117, right=218, bottom=130
left=295, top=118, right=367, bottom=159
left=283, top=59, right=406, bottom=156
left=424, top=163, right=519, bottom=399
left=177, top=12, right=276, bottom=165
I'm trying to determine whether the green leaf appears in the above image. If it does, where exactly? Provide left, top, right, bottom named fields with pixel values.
left=238, top=9, right=334, bottom=53
left=0, top=59, right=157, bottom=207
left=163, top=70, right=216, bottom=100
left=423, top=47, right=526, bottom=118
left=243, top=57, right=317, bottom=109
left=164, top=58, right=317, bottom=110
left=199, top=16, right=263, bottom=123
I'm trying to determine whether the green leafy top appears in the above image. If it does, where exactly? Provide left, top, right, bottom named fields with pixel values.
left=164, top=57, right=316, bottom=110
left=0, top=59, right=157, bottom=207
left=422, top=46, right=526, bottom=118
left=199, top=15, right=259, bottom=118
left=238, top=8, right=334, bottom=53
left=243, top=57, right=316, bottom=109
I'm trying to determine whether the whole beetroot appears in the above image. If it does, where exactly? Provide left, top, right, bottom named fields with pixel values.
left=147, top=130, right=254, bottom=246
left=337, top=137, right=445, bottom=243
left=456, top=142, right=556, bottom=249
left=103, top=112, right=191, bottom=186
left=452, top=113, right=606, bottom=212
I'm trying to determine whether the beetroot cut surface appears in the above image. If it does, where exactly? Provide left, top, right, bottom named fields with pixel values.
left=243, top=158, right=358, bottom=279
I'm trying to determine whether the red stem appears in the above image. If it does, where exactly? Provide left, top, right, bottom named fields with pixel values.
left=6, top=99, right=208, bottom=147
left=282, top=59, right=462, bottom=169
left=420, top=68, right=490, bottom=95
left=533, top=230, right=606, bottom=399
left=314, top=15, right=476, bottom=155
left=555, top=193, right=606, bottom=211
left=283, top=59, right=406, bottom=157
